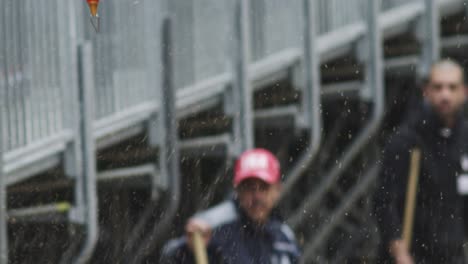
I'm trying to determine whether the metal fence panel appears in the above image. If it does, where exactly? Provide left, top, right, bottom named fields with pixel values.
left=381, top=0, right=420, bottom=11
left=0, top=0, right=72, bottom=152
left=84, top=0, right=161, bottom=121
left=316, top=0, right=366, bottom=34
left=0, top=0, right=427, bottom=154
left=169, top=0, right=233, bottom=90
left=250, top=0, right=303, bottom=61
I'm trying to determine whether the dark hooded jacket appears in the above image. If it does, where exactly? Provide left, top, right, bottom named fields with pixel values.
left=374, top=103, right=468, bottom=263
left=161, top=199, right=300, bottom=264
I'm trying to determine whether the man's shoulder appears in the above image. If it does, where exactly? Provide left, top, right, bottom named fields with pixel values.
left=193, top=200, right=239, bottom=229
left=384, top=125, right=418, bottom=151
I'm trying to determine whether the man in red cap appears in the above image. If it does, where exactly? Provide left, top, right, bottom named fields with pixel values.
left=161, top=148, right=300, bottom=263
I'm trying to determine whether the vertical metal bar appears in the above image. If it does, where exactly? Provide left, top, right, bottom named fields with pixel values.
left=300, top=1, right=385, bottom=259
left=124, top=2, right=163, bottom=256
left=129, top=16, right=181, bottom=264
left=0, top=2, right=7, bottom=256
left=419, top=0, right=440, bottom=76
left=38, top=0, right=47, bottom=138
left=17, top=0, right=28, bottom=148
left=60, top=3, right=85, bottom=263
left=31, top=0, right=45, bottom=140
left=55, top=0, right=68, bottom=135
left=49, top=0, right=62, bottom=134
left=0, top=7, right=8, bottom=259
left=11, top=1, right=24, bottom=149
left=62, top=0, right=81, bottom=181
left=73, top=42, right=98, bottom=264
left=0, top=0, right=7, bottom=152
left=289, top=0, right=385, bottom=232
left=280, top=0, right=322, bottom=199
left=0, top=100, right=7, bottom=264
left=231, top=0, right=254, bottom=154
left=113, top=2, right=122, bottom=114
left=24, top=0, right=38, bottom=144
left=103, top=1, right=111, bottom=119
left=2, top=0, right=13, bottom=151
left=43, top=0, right=56, bottom=136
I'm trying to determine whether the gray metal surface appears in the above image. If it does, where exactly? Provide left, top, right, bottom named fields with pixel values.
left=280, top=0, right=322, bottom=200
left=382, top=0, right=420, bottom=11
left=0, top=18, right=6, bottom=259
left=419, top=0, right=441, bottom=76
left=84, top=0, right=160, bottom=121
left=73, top=42, right=99, bottom=264
left=316, top=0, right=365, bottom=34
left=0, top=0, right=72, bottom=153
left=129, top=17, right=181, bottom=264
left=0, top=0, right=464, bottom=183
left=250, top=0, right=303, bottom=61
left=0, top=0, right=466, bottom=262
left=169, top=0, right=233, bottom=90
left=288, top=0, right=386, bottom=230
left=231, top=0, right=254, bottom=153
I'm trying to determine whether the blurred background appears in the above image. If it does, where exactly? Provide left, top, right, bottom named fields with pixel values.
left=0, top=0, right=467, bottom=263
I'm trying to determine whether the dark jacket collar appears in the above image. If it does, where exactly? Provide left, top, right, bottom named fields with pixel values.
left=407, top=102, right=464, bottom=141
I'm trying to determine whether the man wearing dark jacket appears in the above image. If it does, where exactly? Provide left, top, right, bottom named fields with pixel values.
left=375, top=60, right=468, bottom=263
left=161, top=148, right=300, bottom=263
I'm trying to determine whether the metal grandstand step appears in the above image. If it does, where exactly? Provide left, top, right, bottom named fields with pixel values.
left=254, top=105, right=300, bottom=128
left=442, top=34, right=468, bottom=49
left=179, top=133, right=234, bottom=157
left=385, top=55, right=421, bottom=74
left=441, top=34, right=468, bottom=57
left=321, top=81, right=363, bottom=100
left=8, top=202, right=72, bottom=223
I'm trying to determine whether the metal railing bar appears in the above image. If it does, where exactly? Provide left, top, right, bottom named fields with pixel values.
left=128, top=16, right=181, bottom=263
left=288, top=0, right=385, bottom=230
left=17, top=1, right=29, bottom=149
left=441, top=35, right=468, bottom=49
left=4, top=1, right=12, bottom=149
left=32, top=0, right=47, bottom=141
left=40, top=0, right=53, bottom=140
left=24, top=0, right=39, bottom=144
left=3, top=130, right=73, bottom=165
left=50, top=0, right=64, bottom=135
left=93, top=101, right=158, bottom=140
left=8, top=202, right=72, bottom=220
left=11, top=0, right=21, bottom=149
left=72, top=42, right=99, bottom=264
left=0, top=4, right=8, bottom=257
left=279, top=0, right=322, bottom=201
left=321, top=81, right=363, bottom=97
left=97, top=164, right=159, bottom=183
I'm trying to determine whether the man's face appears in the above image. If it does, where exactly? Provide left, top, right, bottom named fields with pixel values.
left=236, top=178, right=281, bottom=224
left=424, top=66, right=466, bottom=120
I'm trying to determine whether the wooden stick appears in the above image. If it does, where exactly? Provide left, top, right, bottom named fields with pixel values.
left=402, top=148, right=422, bottom=250
left=192, top=231, right=209, bottom=264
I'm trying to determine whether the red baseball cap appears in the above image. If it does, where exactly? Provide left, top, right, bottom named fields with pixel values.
left=233, top=148, right=281, bottom=187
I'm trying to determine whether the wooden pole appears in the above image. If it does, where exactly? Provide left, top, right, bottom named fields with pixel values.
left=402, top=148, right=422, bottom=250
left=192, top=231, right=209, bottom=264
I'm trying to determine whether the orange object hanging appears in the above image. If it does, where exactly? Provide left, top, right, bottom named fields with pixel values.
left=87, top=0, right=100, bottom=17
left=86, top=0, right=100, bottom=32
